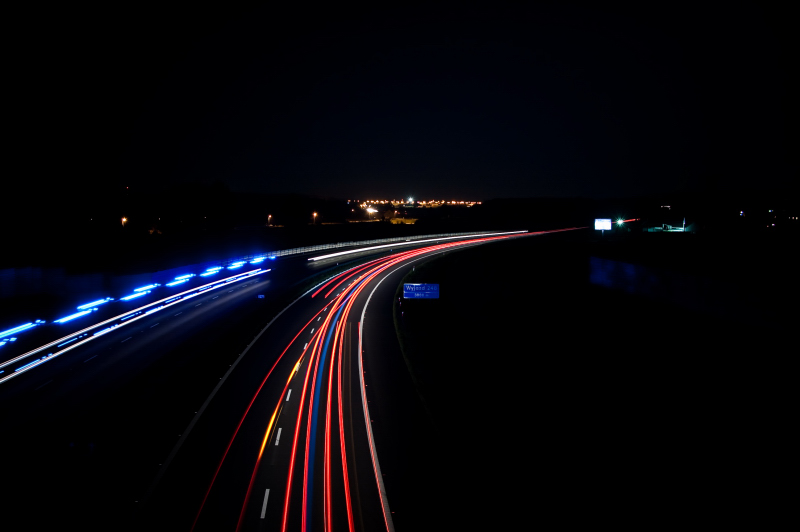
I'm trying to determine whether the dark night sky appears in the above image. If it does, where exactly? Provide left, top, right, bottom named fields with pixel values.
left=7, top=2, right=795, bottom=209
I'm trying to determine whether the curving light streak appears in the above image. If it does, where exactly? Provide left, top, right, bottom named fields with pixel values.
left=337, top=317, right=355, bottom=532
left=76, top=298, right=113, bottom=310
left=278, top=233, right=534, bottom=531
left=1, top=322, right=37, bottom=339
left=53, top=310, right=94, bottom=324
left=194, top=228, right=586, bottom=529
left=120, top=291, right=149, bottom=301
left=192, top=306, right=326, bottom=532
left=133, top=283, right=160, bottom=292
left=307, top=230, right=528, bottom=261
left=0, top=268, right=271, bottom=382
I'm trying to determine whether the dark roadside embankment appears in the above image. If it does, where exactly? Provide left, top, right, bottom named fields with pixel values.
left=393, top=230, right=794, bottom=529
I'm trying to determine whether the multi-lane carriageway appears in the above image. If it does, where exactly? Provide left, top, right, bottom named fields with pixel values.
left=0, top=228, right=583, bottom=531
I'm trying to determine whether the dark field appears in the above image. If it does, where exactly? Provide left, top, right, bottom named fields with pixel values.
left=393, top=230, right=794, bottom=528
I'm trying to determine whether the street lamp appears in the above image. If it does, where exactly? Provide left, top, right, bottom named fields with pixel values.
left=268, top=214, right=272, bottom=227
left=313, top=212, right=317, bottom=224
left=121, top=217, right=127, bottom=227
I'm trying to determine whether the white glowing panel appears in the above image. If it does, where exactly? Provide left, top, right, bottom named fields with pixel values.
left=595, top=219, right=612, bottom=230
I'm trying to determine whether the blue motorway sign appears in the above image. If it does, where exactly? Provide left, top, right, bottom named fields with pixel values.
left=403, top=283, right=439, bottom=299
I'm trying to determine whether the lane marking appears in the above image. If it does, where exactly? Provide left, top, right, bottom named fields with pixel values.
left=141, top=276, right=328, bottom=505
left=275, top=427, right=282, bottom=446
left=212, top=296, right=219, bottom=299
left=150, top=323, right=160, bottom=328
left=303, top=343, right=308, bottom=350
left=260, top=489, right=270, bottom=519
left=121, top=337, right=132, bottom=343
left=35, top=380, right=53, bottom=390
left=317, top=317, right=321, bottom=321
left=174, top=312, right=182, bottom=316
left=84, top=355, right=98, bottom=363
left=286, top=389, right=292, bottom=402
left=195, top=304, right=202, bottom=307
left=310, top=328, right=315, bottom=334
left=228, top=290, right=233, bottom=293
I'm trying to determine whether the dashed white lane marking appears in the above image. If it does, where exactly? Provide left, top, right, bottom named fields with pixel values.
left=174, top=312, right=182, bottom=316
left=35, top=380, right=53, bottom=390
left=212, top=296, right=219, bottom=299
left=84, top=355, right=98, bottom=363
left=228, top=290, right=233, bottom=293
left=317, top=317, right=321, bottom=321
left=260, top=489, right=270, bottom=519
left=324, top=307, right=327, bottom=312
left=195, top=304, right=202, bottom=307
left=275, top=428, right=282, bottom=446
left=310, top=328, right=315, bottom=334
left=121, top=337, right=132, bottom=343
left=150, top=323, right=160, bottom=328
left=286, top=389, right=292, bottom=401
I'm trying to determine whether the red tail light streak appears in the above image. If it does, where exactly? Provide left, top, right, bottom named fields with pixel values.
left=191, top=228, right=584, bottom=530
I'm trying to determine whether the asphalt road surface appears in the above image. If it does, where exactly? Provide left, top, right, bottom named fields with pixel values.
left=0, top=230, right=576, bottom=531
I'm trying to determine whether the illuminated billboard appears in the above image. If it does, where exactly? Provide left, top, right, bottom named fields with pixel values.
left=594, top=219, right=612, bottom=230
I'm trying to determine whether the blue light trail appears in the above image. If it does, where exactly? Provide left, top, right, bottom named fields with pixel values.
left=1, top=267, right=271, bottom=384
left=120, top=292, right=149, bottom=301
left=133, top=284, right=160, bottom=292
left=93, top=326, right=117, bottom=337
left=54, top=310, right=94, bottom=324
left=76, top=298, right=113, bottom=310
left=0, top=323, right=37, bottom=339
left=166, top=279, right=188, bottom=286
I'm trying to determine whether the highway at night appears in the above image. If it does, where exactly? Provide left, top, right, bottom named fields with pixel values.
left=0, top=229, right=580, bottom=531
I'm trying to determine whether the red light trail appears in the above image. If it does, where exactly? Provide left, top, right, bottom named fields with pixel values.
left=190, top=229, right=585, bottom=530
